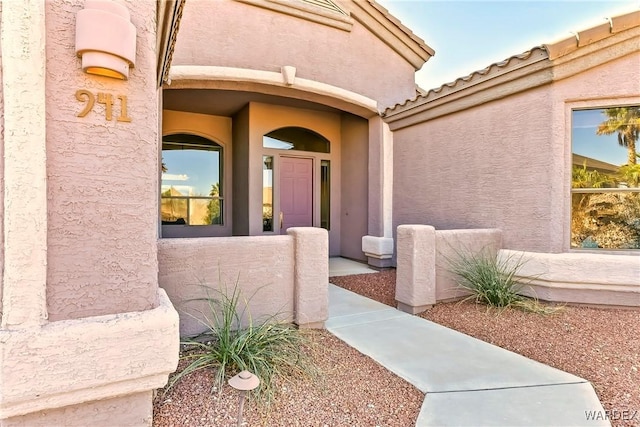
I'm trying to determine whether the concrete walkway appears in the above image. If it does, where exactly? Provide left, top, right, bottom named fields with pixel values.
left=327, top=259, right=609, bottom=427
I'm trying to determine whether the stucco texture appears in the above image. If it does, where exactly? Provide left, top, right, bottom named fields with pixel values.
left=0, top=1, right=4, bottom=315
left=158, top=236, right=295, bottom=337
left=3, top=392, right=153, bottom=427
left=171, top=0, right=417, bottom=109
left=394, top=85, right=554, bottom=252
left=45, top=0, right=159, bottom=320
left=393, top=51, right=640, bottom=253
left=340, top=114, right=368, bottom=261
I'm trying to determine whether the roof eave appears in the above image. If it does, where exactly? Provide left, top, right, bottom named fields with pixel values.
left=337, top=0, right=435, bottom=70
left=157, top=0, right=186, bottom=87
left=384, top=8, right=640, bottom=131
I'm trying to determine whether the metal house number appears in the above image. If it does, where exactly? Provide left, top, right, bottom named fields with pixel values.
left=75, top=89, right=132, bottom=122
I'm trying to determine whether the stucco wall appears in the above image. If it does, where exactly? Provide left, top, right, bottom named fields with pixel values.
left=3, top=391, right=152, bottom=427
left=393, top=85, right=555, bottom=252
left=158, top=236, right=295, bottom=337
left=340, top=114, right=368, bottom=260
left=393, top=51, right=640, bottom=253
left=172, top=0, right=417, bottom=109
left=45, top=1, right=159, bottom=320
left=0, top=2, right=4, bottom=315
left=232, top=105, right=251, bottom=236
left=395, top=225, right=502, bottom=313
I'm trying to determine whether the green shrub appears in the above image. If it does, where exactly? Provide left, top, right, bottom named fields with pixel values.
left=449, top=249, right=523, bottom=308
left=167, top=282, right=316, bottom=403
left=448, top=249, right=561, bottom=314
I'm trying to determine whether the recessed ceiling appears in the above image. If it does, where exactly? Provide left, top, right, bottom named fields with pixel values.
left=163, top=89, right=342, bottom=117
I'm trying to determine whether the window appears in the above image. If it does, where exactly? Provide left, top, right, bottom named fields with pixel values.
left=571, top=106, right=640, bottom=249
left=161, top=133, right=223, bottom=226
left=321, top=160, right=330, bottom=230
left=263, top=127, right=330, bottom=153
left=263, top=156, right=274, bottom=232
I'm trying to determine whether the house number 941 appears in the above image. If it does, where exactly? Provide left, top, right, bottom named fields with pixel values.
left=75, top=89, right=132, bottom=122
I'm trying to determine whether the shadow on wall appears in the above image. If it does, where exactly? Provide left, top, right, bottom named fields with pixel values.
left=395, top=225, right=502, bottom=314
left=395, top=225, right=640, bottom=312
left=157, top=229, right=329, bottom=337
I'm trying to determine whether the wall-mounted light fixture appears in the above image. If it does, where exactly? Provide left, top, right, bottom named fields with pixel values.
left=75, top=0, right=136, bottom=80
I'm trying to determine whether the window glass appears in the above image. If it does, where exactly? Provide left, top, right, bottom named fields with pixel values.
left=321, top=160, right=330, bottom=230
left=263, top=156, right=274, bottom=232
left=571, top=107, right=640, bottom=249
left=263, top=127, right=330, bottom=153
left=161, top=134, right=223, bottom=226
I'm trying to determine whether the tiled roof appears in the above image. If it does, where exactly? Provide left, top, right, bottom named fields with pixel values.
left=385, top=8, right=640, bottom=117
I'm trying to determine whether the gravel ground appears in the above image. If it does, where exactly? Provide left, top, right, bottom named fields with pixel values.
left=333, top=270, right=640, bottom=427
left=154, top=270, right=639, bottom=427
left=153, top=328, right=424, bottom=426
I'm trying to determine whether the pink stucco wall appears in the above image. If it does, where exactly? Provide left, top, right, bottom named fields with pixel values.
left=340, top=114, right=368, bottom=261
left=394, top=85, right=555, bottom=252
left=393, top=52, right=640, bottom=253
left=0, top=4, right=4, bottom=314
left=3, top=391, right=153, bottom=427
left=158, top=236, right=295, bottom=337
left=45, top=1, right=159, bottom=320
left=172, top=0, right=417, bottom=109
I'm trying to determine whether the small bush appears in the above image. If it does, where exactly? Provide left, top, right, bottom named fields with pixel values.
left=449, top=249, right=523, bottom=308
left=449, top=249, right=561, bottom=314
left=167, top=282, right=316, bottom=403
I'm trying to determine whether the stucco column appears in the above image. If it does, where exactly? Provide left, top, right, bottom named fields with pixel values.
left=0, top=2, right=179, bottom=425
left=362, top=115, right=394, bottom=267
left=288, top=227, right=328, bottom=328
left=1, top=0, right=48, bottom=328
left=395, top=225, right=436, bottom=314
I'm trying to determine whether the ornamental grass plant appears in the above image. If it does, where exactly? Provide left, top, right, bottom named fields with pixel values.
left=167, top=282, right=317, bottom=403
left=448, top=249, right=561, bottom=315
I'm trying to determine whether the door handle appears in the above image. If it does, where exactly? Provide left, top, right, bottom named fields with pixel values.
left=279, top=212, right=284, bottom=229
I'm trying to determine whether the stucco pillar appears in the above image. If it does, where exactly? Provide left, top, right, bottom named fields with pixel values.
left=363, top=115, right=394, bottom=267
left=395, top=225, right=436, bottom=314
left=1, top=0, right=48, bottom=328
left=288, top=227, right=328, bottom=328
left=0, top=1, right=179, bottom=425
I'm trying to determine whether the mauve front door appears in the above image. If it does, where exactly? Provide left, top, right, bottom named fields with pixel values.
left=279, top=157, right=313, bottom=233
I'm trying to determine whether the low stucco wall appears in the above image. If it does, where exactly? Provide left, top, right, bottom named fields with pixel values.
left=435, top=229, right=504, bottom=301
left=395, top=225, right=502, bottom=313
left=500, top=250, right=640, bottom=308
left=0, top=290, right=178, bottom=420
left=159, top=228, right=328, bottom=337
left=396, top=225, right=639, bottom=312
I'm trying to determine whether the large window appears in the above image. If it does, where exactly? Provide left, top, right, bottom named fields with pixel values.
left=571, top=106, right=640, bottom=250
left=161, top=133, right=223, bottom=226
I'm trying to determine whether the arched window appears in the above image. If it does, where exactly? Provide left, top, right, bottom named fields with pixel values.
left=263, top=127, right=330, bottom=153
left=161, top=133, right=223, bottom=226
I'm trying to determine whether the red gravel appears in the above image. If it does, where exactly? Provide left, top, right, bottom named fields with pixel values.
left=153, top=329, right=423, bottom=426
left=331, top=270, right=640, bottom=427
left=153, top=270, right=638, bottom=427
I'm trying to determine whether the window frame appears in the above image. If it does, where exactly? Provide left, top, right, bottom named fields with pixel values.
left=569, top=102, right=640, bottom=252
left=160, top=132, right=230, bottom=238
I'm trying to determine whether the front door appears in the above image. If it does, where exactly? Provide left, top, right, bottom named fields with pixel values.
left=279, top=157, right=313, bottom=233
